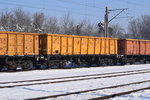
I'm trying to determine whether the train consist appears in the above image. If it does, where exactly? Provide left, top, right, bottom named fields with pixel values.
left=0, top=31, right=150, bottom=71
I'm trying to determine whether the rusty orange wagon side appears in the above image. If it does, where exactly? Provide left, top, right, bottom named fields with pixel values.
left=118, top=39, right=150, bottom=64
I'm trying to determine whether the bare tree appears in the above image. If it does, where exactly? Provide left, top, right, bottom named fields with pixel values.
left=75, top=20, right=97, bottom=36
left=32, top=12, right=45, bottom=33
left=13, top=8, right=32, bottom=32
left=0, top=10, right=15, bottom=31
left=74, top=20, right=86, bottom=35
left=44, top=16, right=59, bottom=34
left=0, top=7, right=128, bottom=37
left=128, top=15, right=150, bottom=39
left=0, top=8, right=32, bottom=32
left=128, top=19, right=141, bottom=38
left=61, top=13, right=76, bottom=35
left=83, top=23, right=95, bottom=36
left=109, top=24, right=126, bottom=38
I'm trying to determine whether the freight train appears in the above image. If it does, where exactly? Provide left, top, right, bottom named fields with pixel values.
left=0, top=31, right=150, bottom=71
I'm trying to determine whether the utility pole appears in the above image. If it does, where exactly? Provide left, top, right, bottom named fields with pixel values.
left=103, top=7, right=129, bottom=37
left=104, top=6, right=109, bottom=37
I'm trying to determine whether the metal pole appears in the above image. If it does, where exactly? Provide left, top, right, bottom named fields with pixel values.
left=104, top=6, right=109, bottom=37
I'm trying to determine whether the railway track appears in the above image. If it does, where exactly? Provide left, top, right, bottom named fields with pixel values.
left=25, top=80, right=150, bottom=100
left=1, top=68, right=150, bottom=85
left=89, top=87, right=150, bottom=100
left=0, top=68, right=150, bottom=89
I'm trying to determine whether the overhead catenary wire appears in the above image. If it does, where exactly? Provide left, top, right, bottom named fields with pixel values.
left=0, top=1, right=102, bottom=18
left=1, top=0, right=148, bottom=19
left=118, top=0, right=150, bottom=8
left=108, top=0, right=150, bottom=20
left=108, top=8, right=129, bottom=23
left=56, top=0, right=104, bottom=10
left=2, top=0, right=147, bottom=30
left=113, top=0, right=150, bottom=14
left=5, top=0, right=102, bottom=13
left=6, top=0, right=103, bottom=9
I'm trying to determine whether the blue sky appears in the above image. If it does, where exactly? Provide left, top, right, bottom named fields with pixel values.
left=0, top=0, right=149, bottom=29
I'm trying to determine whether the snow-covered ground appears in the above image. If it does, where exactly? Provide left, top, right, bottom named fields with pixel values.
left=111, top=90, right=150, bottom=100
left=0, top=64, right=150, bottom=100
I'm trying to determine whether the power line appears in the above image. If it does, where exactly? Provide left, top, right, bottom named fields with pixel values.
left=102, top=7, right=129, bottom=37
left=114, top=16, right=133, bottom=20
left=115, top=0, right=150, bottom=9
left=5, top=0, right=102, bottom=13
left=0, top=1, right=101, bottom=18
left=56, top=0, right=104, bottom=10
left=111, top=0, right=150, bottom=19
left=108, top=8, right=129, bottom=23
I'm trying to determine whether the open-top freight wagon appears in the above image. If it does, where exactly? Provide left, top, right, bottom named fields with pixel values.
left=40, top=34, right=118, bottom=68
left=118, top=39, right=150, bottom=64
left=0, top=31, right=118, bottom=70
left=1, top=31, right=150, bottom=71
left=0, top=31, right=39, bottom=70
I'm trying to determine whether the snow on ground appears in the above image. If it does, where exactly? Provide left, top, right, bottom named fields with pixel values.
left=0, top=64, right=150, bottom=100
left=54, top=82, right=150, bottom=100
left=111, top=90, right=150, bottom=100
left=0, top=64, right=149, bottom=82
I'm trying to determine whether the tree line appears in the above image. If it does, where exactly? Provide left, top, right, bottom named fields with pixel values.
left=0, top=8, right=150, bottom=39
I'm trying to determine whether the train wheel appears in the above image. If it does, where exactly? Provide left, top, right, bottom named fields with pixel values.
left=23, top=61, right=33, bottom=70
left=99, top=59, right=105, bottom=66
left=8, top=61, right=17, bottom=71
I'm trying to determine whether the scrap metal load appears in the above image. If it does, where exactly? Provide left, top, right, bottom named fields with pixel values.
left=0, top=31, right=150, bottom=71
